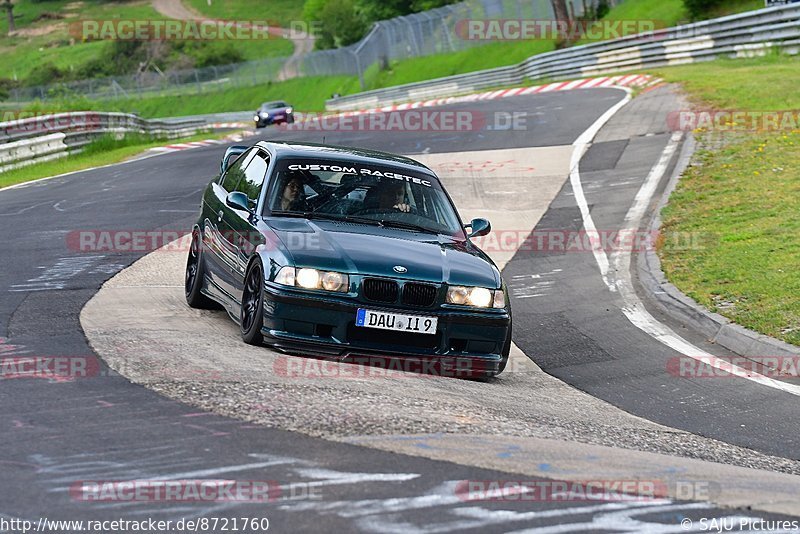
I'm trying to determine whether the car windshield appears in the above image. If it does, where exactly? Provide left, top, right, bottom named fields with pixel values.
left=262, top=101, right=287, bottom=109
left=267, top=158, right=463, bottom=235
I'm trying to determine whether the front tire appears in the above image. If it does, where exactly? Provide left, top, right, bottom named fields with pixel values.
left=185, top=229, right=216, bottom=309
left=478, top=325, right=511, bottom=379
left=496, top=330, right=511, bottom=374
left=241, top=261, right=265, bottom=345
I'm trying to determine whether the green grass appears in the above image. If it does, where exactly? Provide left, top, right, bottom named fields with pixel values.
left=16, top=75, right=359, bottom=117
left=361, top=39, right=556, bottom=90
left=22, top=49, right=797, bottom=121
left=601, top=0, right=689, bottom=28
left=653, top=53, right=800, bottom=110
left=581, top=0, right=759, bottom=32
left=125, top=75, right=358, bottom=115
left=0, top=130, right=230, bottom=188
left=184, top=0, right=304, bottom=27
left=656, top=53, right=800, bottom=347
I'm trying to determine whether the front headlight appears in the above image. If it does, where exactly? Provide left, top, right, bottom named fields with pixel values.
left=321, top=271, right=347, bottom=291
left=253, top=115, right=260, bottom=121
left=493, top=289, right=506, bottom=309
left=285, top=107, right=293, bottom=114
left=274, top=266, right=295, bottom=286
left=447, top=286, right=505, bottom=308
left=260, top=112, right=269, bottom=118
left=274, top=267, right=349, bottom=293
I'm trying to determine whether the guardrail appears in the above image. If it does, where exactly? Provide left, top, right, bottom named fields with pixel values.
left=326, top=4, right=800, bottom=111
left=0, top=112, right=207, bottom=173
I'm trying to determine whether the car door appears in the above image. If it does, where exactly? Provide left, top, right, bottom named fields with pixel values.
left=228, top=150, right=270, bottom=302
left=203, top=148, right=255, bottom=299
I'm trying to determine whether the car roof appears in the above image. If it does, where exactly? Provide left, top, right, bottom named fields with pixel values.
left=255, top=141, right=436, bottom=176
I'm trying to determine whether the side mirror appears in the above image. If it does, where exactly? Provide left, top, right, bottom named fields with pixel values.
left=466, top=218, right=491, bottom=238
left=221, top=145, right=248, bottom=174
left=226, top=191, right=252, bottom=213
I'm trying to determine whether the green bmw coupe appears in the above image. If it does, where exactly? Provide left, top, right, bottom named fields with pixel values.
left=185, top=141, right=511, bottom=378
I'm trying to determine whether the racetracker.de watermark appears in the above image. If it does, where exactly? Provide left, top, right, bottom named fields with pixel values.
left=455, top=19, right=661, bottom=41
left=69, top=19, right=320, bottom=41
left=0, top=356, right=101, bottom=381
left=69, top=480, right=321, bottom=502
left=471, top=229, right=710, bottom=253
left=272, top=355, right=505, bottom=379
left=667, top=356, right=800, bottom=379
left=283, top=110, right=528, bottom=132
left=66, top=230, right=192, bottom=253
left=454, top=480, right=669, bottom=501
left=668, top=110, right=800, bottom=132
left=65, top=229, right=711, bottom=254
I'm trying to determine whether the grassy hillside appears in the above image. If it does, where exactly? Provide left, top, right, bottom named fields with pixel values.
left=0, top=0, right=292, bottom=85
left=7, top=0, right=770, bottom=111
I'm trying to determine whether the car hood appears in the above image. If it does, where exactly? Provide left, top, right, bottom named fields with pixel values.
left=266, top=219, right=500, bottom=288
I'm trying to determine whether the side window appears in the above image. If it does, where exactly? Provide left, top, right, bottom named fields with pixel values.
left=220, top=149, right=256, bottom=192
left=235, top=151, right=270, bottom=201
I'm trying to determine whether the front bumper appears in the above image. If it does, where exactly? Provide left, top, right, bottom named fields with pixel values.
left=254, top=113, right=293, bottom=127
left=260, top=284, right=510, bottom=376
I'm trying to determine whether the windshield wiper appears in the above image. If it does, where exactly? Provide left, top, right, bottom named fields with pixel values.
left=379, top=219, right=438, bottom=233
left=271, top=211, right=383, bottom=227
left=270, top=210, right=308, bottom=218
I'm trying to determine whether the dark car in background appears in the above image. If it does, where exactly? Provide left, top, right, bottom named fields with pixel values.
left=254, top=101, right=294, bottom=128
left=185, top=141, right=511, bottom=377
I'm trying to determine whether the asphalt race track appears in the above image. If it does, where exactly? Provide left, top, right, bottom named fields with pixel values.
left=1, top=87, right=799, bottom=531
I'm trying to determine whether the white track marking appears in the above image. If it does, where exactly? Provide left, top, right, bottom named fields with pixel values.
left=568, top=87, right=634, bottom=290
left=570, top=99, right=800, bottom=397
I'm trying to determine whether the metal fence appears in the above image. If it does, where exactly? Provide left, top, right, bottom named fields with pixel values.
left=7, top=0, right=618, bottom=104
left=299, top=0, right=614, bottom=83
left=0, top=112, right=207, bottom=172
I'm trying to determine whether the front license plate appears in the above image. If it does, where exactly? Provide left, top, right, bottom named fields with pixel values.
left=355, top=308, right=438, bottom=335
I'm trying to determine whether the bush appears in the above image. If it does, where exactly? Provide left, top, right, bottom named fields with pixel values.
left=25, top=63, right=66, bottom=87
left=0, top=78, right=19, bottom=101
left=305, top=0, right=368, bottom=48
left=683, top=0, right=726, bottom=20
left=172, top=41, right=244, bottom=69
left=595, top=0, right=610, bottom=20
left=304, top=0, right=460, bottom=50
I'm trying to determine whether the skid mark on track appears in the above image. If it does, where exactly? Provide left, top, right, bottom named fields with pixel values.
left=30, top=449, right=422, bottom=520
left=509, top=269, right=563, bottom=299
left=9, top=255, right=107, bottom=292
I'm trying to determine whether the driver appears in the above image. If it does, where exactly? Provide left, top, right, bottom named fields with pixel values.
left=277, top=172, right=308, bottom=211
left=374, top=180, right=412, bottom=213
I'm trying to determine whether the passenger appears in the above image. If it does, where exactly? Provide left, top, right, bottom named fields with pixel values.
left=278, top=173, right=308, bottom=211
